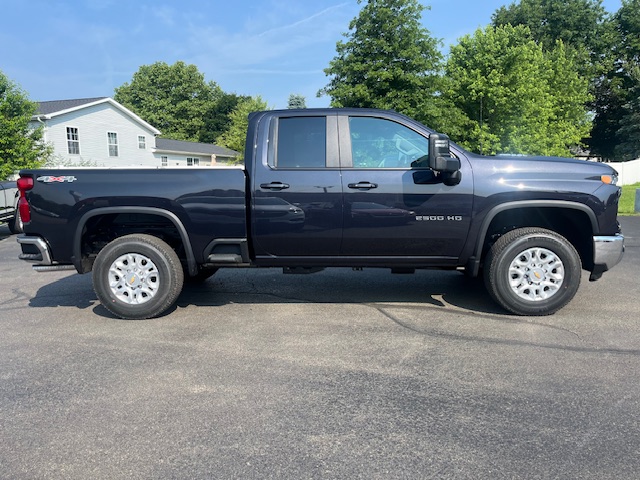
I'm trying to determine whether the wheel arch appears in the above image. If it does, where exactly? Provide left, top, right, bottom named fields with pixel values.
left=72, top=206, right=198, bottom=276
left=468, top=201, right=597, bottom=277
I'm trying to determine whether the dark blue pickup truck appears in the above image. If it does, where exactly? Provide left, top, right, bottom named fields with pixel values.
left=16, top=109, right=624, bottom=319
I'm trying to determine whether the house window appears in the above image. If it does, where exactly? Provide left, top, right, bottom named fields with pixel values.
left=138, top=135, right=146, bottom=149
left=66, top=127, right=80, bottom=155
left=161, top=156, right=168, bottom=167
left=107, top=132, right=119, bottom=157
left=187, top=157, right=200, bottom=166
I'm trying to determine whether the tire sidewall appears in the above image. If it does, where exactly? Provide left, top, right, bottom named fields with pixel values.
left=93, top=235, right=183, bottom=319
left=8, top=211, right=22, bottom=234
left=488, top=232, right=581, bottom=315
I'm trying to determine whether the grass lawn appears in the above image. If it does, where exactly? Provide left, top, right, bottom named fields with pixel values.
left=619, top=183, right=640, bottom=215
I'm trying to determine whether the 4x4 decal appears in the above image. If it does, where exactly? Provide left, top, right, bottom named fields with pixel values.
left=37, top=175, right=77, bottom=184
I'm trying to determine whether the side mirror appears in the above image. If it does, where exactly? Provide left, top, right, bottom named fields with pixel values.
left=429, top=133, right=460, bottom=173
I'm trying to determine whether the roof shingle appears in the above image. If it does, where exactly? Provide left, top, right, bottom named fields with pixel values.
left=36, top=97, right=109, bottom=115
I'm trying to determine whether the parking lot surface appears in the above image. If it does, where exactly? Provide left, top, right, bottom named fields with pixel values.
left=1, top=218, right=639, bottom=479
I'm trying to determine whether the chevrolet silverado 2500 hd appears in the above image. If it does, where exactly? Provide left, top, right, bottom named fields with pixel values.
left=16, top=109, right=624, bottom=319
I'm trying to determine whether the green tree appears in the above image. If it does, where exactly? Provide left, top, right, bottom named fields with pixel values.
left=0, top=71, right=49, bottom=179
left=216, top=96, right=269, bottom=163
left=614, top=66, right=640, bottom=160
left=589, top=0, right=640, bottom=159
left=491, top=0, right=621, bottom=158
left=287, top=94, right=306, bottom=109
left=114, top=61, right=221, bottom=142
left=491, top=0, right=612, bottom=76
left=318, top=0, right=443, bottom=122
left=444, top=25, right=591, bottom=156
left=199, top=92, right=250, bottom=144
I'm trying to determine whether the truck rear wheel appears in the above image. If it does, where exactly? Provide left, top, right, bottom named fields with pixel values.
left=484, top=228, right=581, bottom=316
left=92, top=234, right=184, bottom=319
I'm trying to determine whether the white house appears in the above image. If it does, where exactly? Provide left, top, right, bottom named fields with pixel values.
left=31, top=97, right=239, bottom=167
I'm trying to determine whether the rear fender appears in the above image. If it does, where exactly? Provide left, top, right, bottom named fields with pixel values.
left=72, top=206, right=197, bottom=275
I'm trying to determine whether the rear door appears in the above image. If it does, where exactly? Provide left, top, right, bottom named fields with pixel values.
left=338, top=114, right=473, bottom=260
left=250, top=113, right=344, bottom=259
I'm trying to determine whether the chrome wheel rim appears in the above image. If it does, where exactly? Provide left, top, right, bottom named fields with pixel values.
left=508, top=247, right=564, bottom=302
left=108, top=253, right=159, bottom=305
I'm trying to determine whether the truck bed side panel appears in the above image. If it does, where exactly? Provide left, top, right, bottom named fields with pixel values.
left=21, top=168, right=248, bottom=264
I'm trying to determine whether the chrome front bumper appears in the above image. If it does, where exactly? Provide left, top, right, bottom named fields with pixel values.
left=591, top=234, right=624, bottom=280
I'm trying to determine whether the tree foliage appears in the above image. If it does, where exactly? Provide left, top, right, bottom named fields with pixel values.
left=318, top=0, right=443, bottom=121
left=612, top=0, right=640, bottom=160
left=443, top=25, right=591, bottom=156
left=588, top=0, right=640, bottom=160
left=216, top=96, right=269, bottom=163
left=491, top=0, right=612, bottom=77
left=615, top=67, right=640, bottom=160
left=0, top=71, right=49, bottom=180
left=114, top=61, right=222, bottom=142
left=199, top=92, right=250, bottom=144
left=287, top=94, right=307, bottom=109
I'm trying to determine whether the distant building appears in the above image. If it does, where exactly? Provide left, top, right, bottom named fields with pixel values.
left=31, top=97, right=239, bottom=167
left=155, top=138, right=240, bottom=167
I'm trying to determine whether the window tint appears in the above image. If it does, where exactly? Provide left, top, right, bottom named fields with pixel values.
left=349, top=117, right=428, bottom=168
left=269, top=117, right=326, bottom=168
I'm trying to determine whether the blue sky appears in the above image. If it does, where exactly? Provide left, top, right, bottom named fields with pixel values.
left=1, top=0, right=623, bottom=109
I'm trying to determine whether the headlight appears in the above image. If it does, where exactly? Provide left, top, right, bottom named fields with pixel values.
left=601, top=173, right=618, bottom=186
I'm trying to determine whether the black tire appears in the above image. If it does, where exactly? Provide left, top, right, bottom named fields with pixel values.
left=484, top=227, right=581, bottom=316
left=8, top=211, right=22, bottom=234
left=185, top=267, right=218, bottom=284
left=92, top=234, right=184, bottom=319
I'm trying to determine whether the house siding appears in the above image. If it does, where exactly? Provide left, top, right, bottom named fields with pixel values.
left=37, top=103, right=159, bottom=167
left=32, top=98, right=239, bottom=169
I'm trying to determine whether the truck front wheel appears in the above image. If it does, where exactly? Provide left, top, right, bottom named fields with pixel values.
left=92, top=234, right=184, bottom=319
left=484, top=228, right=581, bottom=316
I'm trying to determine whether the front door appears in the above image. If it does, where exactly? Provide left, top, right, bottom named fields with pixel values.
left=339, top=115, right=473, bottom=259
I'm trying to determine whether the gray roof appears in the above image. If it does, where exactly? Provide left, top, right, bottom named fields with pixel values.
left=36, top=97, right=109, bottom=115
left=155, top=138, right=239, bottom=157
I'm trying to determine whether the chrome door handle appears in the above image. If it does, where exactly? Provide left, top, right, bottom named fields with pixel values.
left=348, top=182, right=378, bottom=190
left=260, top=182, right=290, bottom=190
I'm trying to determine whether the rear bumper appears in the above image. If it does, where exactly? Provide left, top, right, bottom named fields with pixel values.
left=17, top=235, right=52, bottom=264
left=17, top=235, right=75, bottom=272
left=590, top=234, right=624, bottom=281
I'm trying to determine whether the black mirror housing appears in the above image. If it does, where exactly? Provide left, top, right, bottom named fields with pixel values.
left=429, top=133, right=460, bottom=173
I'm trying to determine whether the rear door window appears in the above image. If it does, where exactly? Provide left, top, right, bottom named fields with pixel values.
left=268, top=117, right=326, bottom=168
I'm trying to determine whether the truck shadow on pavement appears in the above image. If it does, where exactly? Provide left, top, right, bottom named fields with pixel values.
left=27, top=272, right=97, bottom=311
left=26, top=267, right=502, bottom=318
left=172, top=268, right=504, bottom=316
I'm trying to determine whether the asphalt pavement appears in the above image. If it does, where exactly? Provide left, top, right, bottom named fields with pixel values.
left=0, top=218, right=639, bottom=479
